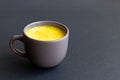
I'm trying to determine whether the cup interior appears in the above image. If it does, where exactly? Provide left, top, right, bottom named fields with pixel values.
left=24, top=21, right=69, bottom=41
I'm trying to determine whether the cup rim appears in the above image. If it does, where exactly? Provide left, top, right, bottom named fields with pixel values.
left=23, top=21, right=69, bottom=42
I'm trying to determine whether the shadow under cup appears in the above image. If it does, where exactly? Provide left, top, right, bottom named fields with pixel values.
left=10, top=21, right=69, bottom=68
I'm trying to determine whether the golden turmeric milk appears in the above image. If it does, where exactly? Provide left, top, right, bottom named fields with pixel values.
left=25, top=25, right=66, bottom=41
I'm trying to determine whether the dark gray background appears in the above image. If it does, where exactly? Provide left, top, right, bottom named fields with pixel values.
left=0, top=0, right=120, bottom=80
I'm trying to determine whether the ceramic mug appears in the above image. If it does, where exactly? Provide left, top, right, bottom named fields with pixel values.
left=9, top=21, right=69, bottom=68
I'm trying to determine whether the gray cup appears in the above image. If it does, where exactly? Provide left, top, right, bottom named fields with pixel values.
left=9, top=21, right=69, bottom=68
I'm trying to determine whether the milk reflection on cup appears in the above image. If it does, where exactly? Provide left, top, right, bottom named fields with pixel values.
left=9, top=21, right=69, bottom=68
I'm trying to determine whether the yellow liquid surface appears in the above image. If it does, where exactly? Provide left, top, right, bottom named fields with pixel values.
left=25, top=25, right=66, bottom=41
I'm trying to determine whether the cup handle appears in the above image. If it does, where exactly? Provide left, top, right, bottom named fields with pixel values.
left=9, top=35, right=27, bottom=57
